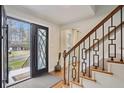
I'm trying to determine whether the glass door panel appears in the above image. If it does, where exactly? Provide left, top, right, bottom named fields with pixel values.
left=37, top=29, right=47, bottom=70
left=7, top=17, right=31, bottom=85
left=31, top=24, right=48, bottom=77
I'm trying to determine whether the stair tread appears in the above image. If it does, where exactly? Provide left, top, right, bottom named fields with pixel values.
left=51, top=80, right=70, bottom=88
left=91, top=66, right=113, bottom=75
left=63, top=84, right=70, bottom=88
left=70, top=80, right=83, bottom=87
left=107, top=60, right=124, bottom=64
left=80, top=73, right=96, bottom=82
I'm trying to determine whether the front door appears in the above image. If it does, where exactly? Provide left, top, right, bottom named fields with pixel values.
left=31, top=24, right=48, bottom=77
left=7, top=17, right=31, bottom=85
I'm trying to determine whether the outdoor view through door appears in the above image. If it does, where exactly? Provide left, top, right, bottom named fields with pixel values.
left=7, top=17, right=30, bottom=85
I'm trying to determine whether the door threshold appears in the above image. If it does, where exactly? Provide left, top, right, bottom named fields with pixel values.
left=6, top=77, right=31, bottom=88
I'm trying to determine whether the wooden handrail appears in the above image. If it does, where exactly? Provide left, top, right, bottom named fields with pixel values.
left=65, top=5, right=124, bottom=57
left=85, top=21, right=124, bottom=53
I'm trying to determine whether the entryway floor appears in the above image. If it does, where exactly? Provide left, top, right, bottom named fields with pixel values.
left=9, top=73, right=62, bottom=88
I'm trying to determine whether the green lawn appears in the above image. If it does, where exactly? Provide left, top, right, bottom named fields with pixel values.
left=8, top=50, right=30, bottom=70
left=9, top=60, right=26, bottom=70
left=9, top=59, right=29, bottom=70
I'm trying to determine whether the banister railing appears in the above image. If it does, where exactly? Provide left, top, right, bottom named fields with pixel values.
left=63, top=5, right=124, bottom=85
left=65, top=5, right=123, bottom=57
left=86, top=22, right=124, bottom=53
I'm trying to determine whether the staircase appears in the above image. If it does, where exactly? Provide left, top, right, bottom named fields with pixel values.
left=63, top=5, right=124, bottom=88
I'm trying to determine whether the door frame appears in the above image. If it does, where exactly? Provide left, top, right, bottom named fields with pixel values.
left=6, top=16, right=32, bottom=86
left=0, top=5, right=8, bottom=88
left=0, top=5, right=2, bottom=88
left=31, top=24, right=49, bottom=77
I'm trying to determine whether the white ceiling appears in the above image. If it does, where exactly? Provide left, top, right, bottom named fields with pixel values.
left=5, top=5, right=96, bottom=25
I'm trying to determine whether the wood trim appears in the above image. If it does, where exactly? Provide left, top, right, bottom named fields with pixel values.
left=65, top=5, right=124, bottom=56
left=107, top=60, right=124, bottom=64
left=91, top=67, right=113, bottom=75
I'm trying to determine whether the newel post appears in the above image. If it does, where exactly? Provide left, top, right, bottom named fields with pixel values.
left=63, top=50, right=66, bottom=84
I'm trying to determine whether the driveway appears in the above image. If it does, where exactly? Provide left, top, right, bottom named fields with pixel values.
left=9, top=54, right=29, bottom=62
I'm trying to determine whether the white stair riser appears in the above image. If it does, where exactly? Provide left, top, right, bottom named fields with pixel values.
left=81, top=63, right=124, bottom=88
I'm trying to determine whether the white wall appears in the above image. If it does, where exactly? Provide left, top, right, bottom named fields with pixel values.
left=61, top=5, right=117, bottom=36
left=5, top=6, right=60, bottom=72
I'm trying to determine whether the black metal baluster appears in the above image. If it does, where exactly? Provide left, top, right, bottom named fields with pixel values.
left=89, top=36, right=91, bottom=77
left=93, top=31, right=99, bottom=69
left=78, top=45, right=80, bottom=82
left=120, top=7, right=123, bottom=62
left=63, top=50, right=66, bottom=84
left=81, top=41, right=87, bottom=76
left=108, top=16, right=116, bottom=61
left=72, top=49, right=77, bottom=81
left=102, top=24, right=105, bottom=70
left=82, top=62, right=87, bottom=76
left=68, top=54, right=70, bottom=85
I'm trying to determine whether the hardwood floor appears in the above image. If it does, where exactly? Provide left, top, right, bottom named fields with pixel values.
left=49, top=69, right=64, bottom=78
left=50, top=80, right=64, bottom=88
left=49, top=69, right=69, bottom=88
